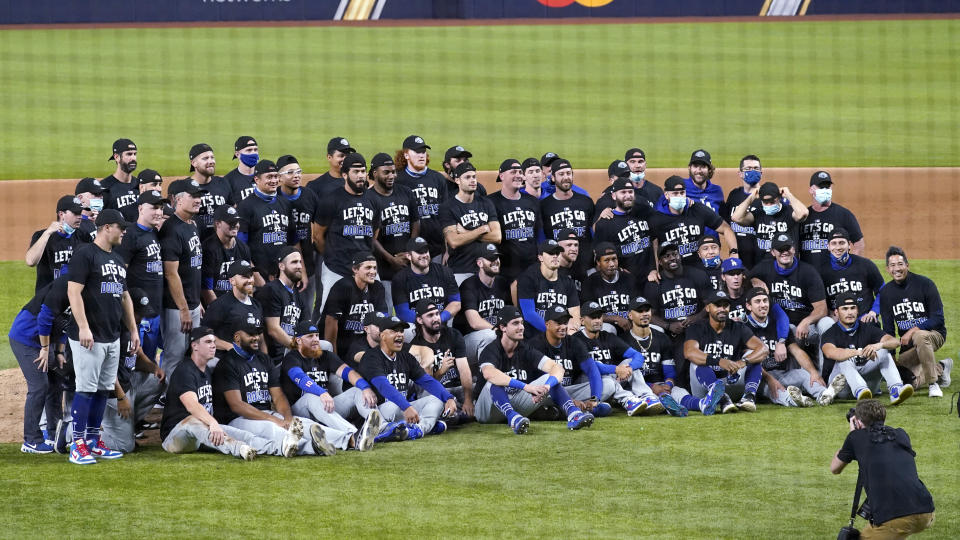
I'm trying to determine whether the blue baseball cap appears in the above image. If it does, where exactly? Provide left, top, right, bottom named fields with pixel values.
left=721, top=258, right=745, bottom=274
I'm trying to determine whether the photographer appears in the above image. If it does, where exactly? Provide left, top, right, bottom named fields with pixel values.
left=830, top=399, right=935, bottom=538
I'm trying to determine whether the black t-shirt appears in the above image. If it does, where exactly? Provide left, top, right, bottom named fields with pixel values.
left=279, top=349, right=344, bottom=405
left=685, top=319, right=756, bottom=377
left=478, top=340, right=547, bottom=387
left=305, top=171, right=344, bottom=198
left=201, top=293, right=263, bottom=344
left=159, top=214, right=203, bottom=310
left=454, top=274, right=509, bottom=335
left=515, top=267, right=580, bottom=331
left=878, top=273, right=947, bottom=340
left=540, top=192, right=596, bottom=271
left=624, top=327, right=674, bottom=383
left=572, top=330, right=630, bottom=367
left=117, top=329, right=137, bottom=393
left=314, top=187, right=377, bottom=277
left=648, top=202, right=724, bottom=264
left=201, top=235, right=252, bottom=299
left=634, top=181, right=664, bottom=205
left=528, top=334, right=590, bottom=387
left=190, top=176, right=232, bottom=240
left=643, top=267, right=712, bottom=324
left=358, top=347, right=427, bottom=405
left=255, top=280, right=309, bottom=359
left=282, top=187, right=319, bottom=275
left=837, top=426, right=934, bottom=525
left=212, top=348, right=280, bottom=424
left=160, top=360, right=214, bottom=441
left=344, top=339, right=375, bottom=370
left=324, top=277, right=387, bottom=358
left=746, top=316, right=798, bottom=371
left=821, top=321, right=888, bottom=366
left=702, top=263, right=722, bottom=291
left=396, top=168, right=448, bottom=257
left=67, top=243, right=127, bottom=342
left=749, top=202, right=800, bottom=257
left=582, top=271, right=635, bottom=320
left=391, top=263, right=458, bottom=311
left=747, top=258, right=825, bottom=325
left=559, top=263, right=588, bottom=294
left=30, top=229, right=81, bottom=294
left=364, top=185, right=420, bottom=280
left=438, top=195, right=498, bottom=273
left=114, top=224, right=164, bottom=311
left=224, top=168, right=255, bottom=204
left=724, top=187, right=760, bottom=268
left=798, top=203, right=864, bottom=268
left=102, top=175, right=141, bottom=222
left=77, top=215, right=97, bottom=243
left=489, top=191, right=541, bottom=280
left=593, top=208, right=654, bottom=278
left=237, top=190, right=295, bottom=276
left=411, top=327, right=467, bottom=388
left=819, top=254, right=885, bottom=311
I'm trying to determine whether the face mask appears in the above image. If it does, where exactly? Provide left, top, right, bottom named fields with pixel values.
left=240, top=153, right=259, bottom=168
left=763, top=203, right=782, bottom=216
left=814, top=188, right=832, bottom=204
left=61, top=221, right=76, bottom=235
left=89, top=198, right=104, bottom=212
left=743, top=170, right=761, bottom=186
left=702, top=255, right=721, bottom=268
left=630, top=171, right=645, bottom=182
left=669, top=196, right=686, bottom=211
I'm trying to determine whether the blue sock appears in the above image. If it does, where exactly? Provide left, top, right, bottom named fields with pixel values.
left=71, top=391, right=94, bottom=444
left=489, top=385, right=519, bottom=423
left=85, top=390, right=108, bottom=444
left=548, top=385, right=579, bottom=418
left=695, top=365, right=719, bottom=388
left=680, top=394, right=702, bottom=412
left=744, top=363, right=762, bottom=395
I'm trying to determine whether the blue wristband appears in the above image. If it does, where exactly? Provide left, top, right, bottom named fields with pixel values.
left=544, top=376, right=558, bottom=388
left=508, top=378, right=526, bottom=390
left=440, top=310, right=452, bottom=323
left=354, top=378, right=370, bottom=390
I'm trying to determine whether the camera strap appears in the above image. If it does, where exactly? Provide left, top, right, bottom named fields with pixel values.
left=848, top=470, right=864, bottom=526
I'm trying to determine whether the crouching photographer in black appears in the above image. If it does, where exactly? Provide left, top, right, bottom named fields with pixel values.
left=830, top=400, right=935, bottom=539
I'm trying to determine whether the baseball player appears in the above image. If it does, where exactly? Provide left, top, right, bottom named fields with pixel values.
left=212, top=320, right=336, bottom=456
left=593, top=177, right=655, bottom=279
left=799, top=171, right=865, bottom=268
left=453, top=243, right=508, bottom=368
left=722, top=155, right=762, bottom=268
left=490, top=159, right=542, bottom=282
left=357, top=314, right=458, bottom=440
left=65, top=209, right=140, bottom=464
left=730, top=181, right=808, bottom=258
left=280, top=321, right=382, bottom=452
left=819, top=228, right=884, bottom=320
left=394, top=135, right=448, bottom=259
left=224, top=136, right=259, bottom=203
left=683, top=149, right=724, bottom=221
left=684, top=290, right=767, bottom=414
left=26, top=195, right=84, bottom=293
left=581, top=243, right=635, bottom=334
left=305, top=136, right=355, bottom=197
left=323, top=253, right=388, bottom=359
left=555, top=228, right=588, bottom=292
left=622, top=296, right=690, bottom=417
left=256, top=247, right=310, bottom=363
left=345, top=311, right=388, bottom=368
left=822, top=292, right=913, bottom=405
left=408, top=301, right=475, bottom=419
left=720, top=257, right=791, bottom=362
left=135, top=168, right=163, bottom=195
left=277, top=155, right=317, bottom=300
left=539, top=158, right=596, bottom=272
left=161, top=327, right=297, bottom=460
left=515, top=240, right=581, bottom=338
left=624, top=148, right=664, bottom=204
left=31, top=276, right=75, bottom=452
left=102, top=139, right=140, bottom=222
left=236, top=159, right=296, bottom=280
left=696, top=235, right=723, bottom=291
left=201, top=205, right=254, bottom=304
left=519, top=157, right=544, bottom=199
left=474, top=306, right=595, bottom=433
left=592, top=159, right=633, bottom=218
left=650, top=175, right=737, bottom=268
left=442, top=145, right=486, bottom=199
left=185, top=143, right=232, bottom=240
left=391, top=237, right=460, bottom=325
left=74, top=177, right=106, bottom=242
left=441, top=161, right=502, bottom=284
left=201, top=260, right=263, bottom=355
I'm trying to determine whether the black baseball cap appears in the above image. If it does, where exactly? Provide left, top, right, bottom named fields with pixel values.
left=363, top=311, right=389, bottom=327
left=544, top=305, right=571, bottom=323
left=233, top=136, right=258, bottom=154
left=75, top=177, right=105, bottom=195
left=625, top=148, right=646, bottom=161
left=214, top=205, right=240, bottom=224
left=476, top=242, right=500, bottom=261
left=550, top=158, right=572, bottom=175
left=189, top=143, right=213, bottom=161
left=810, top=170, right=833, bottom=186
left=407, top=236, right=430, bottom=254
left=95, top=209, right=128, bottom=229
left=611, top=178, right=632, bottom=193
left=137, top=190, right=168, bottom=206
left=829, top=227, right=850, bottom=241
left=56, top=195, right=82, bottom=214
left=162, top=205, right=175, bottom=218
left=689, top=149, right=712, bottom=166
left=580, top=301, right=605, bottom=318
left=233, top=318, right=262, bottom=336
left=744, top=286, right=769, bottom=304
left=227, top=259, right=255, bottom=278
left=444, top=145, right=472, bottom=162
left=371, top=152, right=394, bottom=169
left=834, top=291, right=858, bottom=308
left=538, top=240, right=563, bottom=255
left=556, top=228, right=579, bottom=242
left=167, top=179, right=208, bottom=197
left=758, top=182, right=780, bottom=201
left=452, top=162, right=477, bottom=178
left=629, top=296, right=653, bottom=311
left=594, top=242, right=618, bottom=260
left=190, top=326, right=215, bottom=343
left=608, top=160, right=631, bottom=179
left=351, top=252, right=377, bottom=267
left=658, top=241, right=679, bottom=256
left=136, top=169, right=162, bottom=185
left=402, top=135, right=430, bottom=151
left=254, top=160, right=278, bottom=176
left=294, top=320, right=320, bottom=337
left=698, top=235, right=720, bottom=249
left=496, top=158, right=522, bottom=181
left=276, top=155, right=299, bottom=169
left=341, top=152, right=366, bottom=171
left=380, top=315, right=408, bottom=332
left=109, top=138, right=137, bottom=160
left=521, top=157, right=541, bottom=171
left=415, top=301, right=440, bottom=317
left=276, top=245, right=300, bottom=263
left=496, top=306, right=522, bottom=326
left=540, top=152, right=560, bottom=168
left=704, top=290, right=731, bottom=306
left=771, top=234, right=795, bottom=252
left=327, top=137, right=355, bottom=154
left=663, top=175, right=685, bottom=192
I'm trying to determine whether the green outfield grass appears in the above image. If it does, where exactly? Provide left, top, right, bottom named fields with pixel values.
left=0, top=19, right=958, bottom=180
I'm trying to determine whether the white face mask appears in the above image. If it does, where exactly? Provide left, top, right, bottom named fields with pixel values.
left=669, top=196, right=686, bottom=211
left=630, top=171, right=645, bottom=182
left=814, top=188, right=832, bottom=204
left=89, top=198, right=104, bottom=212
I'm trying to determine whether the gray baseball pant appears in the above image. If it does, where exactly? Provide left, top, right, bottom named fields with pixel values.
left=161, top=416, right=282, bottom=457
left=161, top=306, right=202, bottom=378
left=828, top=349, right=902, bottom=399
left=70, top=339, right=120, bottom=392
left=291, top=394, right=356, bottom=450
left=333, top=386, right=377, bottom=420
left=228, top=411, right=322, bottom=455
left=763, top=368, right=828, bottom=405
left=464, top=329, right=497, bottom=367
left=101, top=371, right=164, bottom=453
left=378, top=395, right=443, bottom=433
left=475, top=374, right=553, bottom=423
left=318, top=262, right=346, bottom=316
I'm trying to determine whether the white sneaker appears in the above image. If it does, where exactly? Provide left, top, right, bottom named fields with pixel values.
left=281, top=433, right=299, bottom=458
left=938, top=358, right=952, bottom=388
left=238, top=444, right=256, bottom=461
left=818, top=374, right=847, bottom=406
left=310, top=423, right=337, bottom=456
left=357, top=409, right=381, bottom=452
left=787, top=386, right=806, bottom=407
left=928, top=383, right=943, bottom=398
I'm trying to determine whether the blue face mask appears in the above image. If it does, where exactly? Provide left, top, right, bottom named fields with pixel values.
left=61, top=221, right=76, bottom=235
left=239, top=152, right=259, bottom=168
left=630, top=171, right=645, bottom=182
left=763, top=203, right=782, bottom=216
left=814, top=188, right=832, bottom=204
left=743, top=170, right=762, bottom=186
left=89, top=198, right=104, bottom=212
left=702, top=255, right=721, bottom=268
left=669, top=196, right=686, bottom=211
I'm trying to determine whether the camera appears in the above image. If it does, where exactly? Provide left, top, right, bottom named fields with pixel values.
left=846, top=408, right=856, bottom=421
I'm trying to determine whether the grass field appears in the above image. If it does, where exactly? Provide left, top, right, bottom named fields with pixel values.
left=0, top=19, right=959, bottom=180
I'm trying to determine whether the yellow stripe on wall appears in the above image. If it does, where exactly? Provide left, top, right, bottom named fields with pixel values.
left=758, top=0, right=772, bottom=16
left=344, top=0, right=376, bottom=20
left=799, top=0, right=812, bottom=15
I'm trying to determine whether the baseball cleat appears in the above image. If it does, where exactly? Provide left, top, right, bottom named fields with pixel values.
left=54, top=419, right=69, bottom=454
left=855, top=387, right=873, bottom=401
left=288, top=417, right=304, bottom=440
left=69, top=440, right=96, bottom=465
left=927, top=383, right=943, bottom=398
left=374, top=421, right=407, bottom=443
left=718, top=394, right=738, bottom=414
left=624, top=397, right=646, bottom=416
left=890, top=384, right=914, bottom=405
left=405, top=424, right=425, bottom=440
left=938, top=358, right=952, bottom=388
left=356, top=410, right=381, bottom=452
left=642, top=396, right=665, bottom=415
left=239, top=444, right=256, bottom=461
left=659, top=394, right=688, bottom=417
left=591, top=402, right=613, bottom=417
left=88, top=439, right=123, bottom=459
left=429, top=421, right=447, bottom=435
left=310, top=424, right=336, bottom=456
left=700, top=380, right=726, bottom=416
left=281, top=433, right=299, bottom=458
left=567, top=411, right=594, bottom=430
left=818, top=374, right=847, bottom=406
left=509, top=415, right=530, bottom=435
left=21, top=441, right=54, bottom=454
left=736, top=393, right=757, bottom=412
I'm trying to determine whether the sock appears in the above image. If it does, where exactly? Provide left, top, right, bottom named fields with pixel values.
left=85, top=390, right=109, bottom=445
left=680, top=394, right=702, bottom=412
left=695, top=365, right=719, bottom=388
left=489, top=385, right=519, bottom=424
left=71, top=392, right=95, bottom=444
left=548, top=385, right=579, bottom=419
left=744, top=364, right=762, bottom=395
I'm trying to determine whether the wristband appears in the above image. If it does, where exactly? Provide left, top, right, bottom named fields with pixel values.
left=664, top=380, right=674, bottom=389
left=544, top=376, right=558, bottom=389
left=440, top=310, right=452, bottom=323
left=729, top=249, right=739, bottom=254
left=706, top=358, right=720, bottom=367
left=354, top=378, right=371, bottom=391
left=508, top=378, right=526, bottom=390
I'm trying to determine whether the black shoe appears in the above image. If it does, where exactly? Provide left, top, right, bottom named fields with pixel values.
left=718, top=394, right=738, bottom=414
left=530, top=405, right=562, bottom=421
left=736, top=392, right=757, bottom=412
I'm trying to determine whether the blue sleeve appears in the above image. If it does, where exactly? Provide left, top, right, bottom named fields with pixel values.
left=237, top=231, right=249, bottom=244
left=518, top=298, right=546, bottom=331
left=415, top=374, right=455, bottom=402
left=370, top=375, right=412, bottom=410
left=202, top=277, right=214, bottom=291
left=771, top=303, right=789, bottom=341
left=580, top=358, right=603, bottom=398
left=870, top=294, right=881, bottom=315
left=448, top=293, right=461, bottom=304
left=395, top=302, right=416, bottom=323
left=286, top=367, right=327, bottom=396
left=624, top=347, right=646, bottom=370
left=663, top=363, right=678, bottom=382
left=594, top=362, right=617, bottom=375
left=37, top=304, right=56, bottom=337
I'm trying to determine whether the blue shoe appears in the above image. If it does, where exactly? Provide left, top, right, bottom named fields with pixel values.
left=69, top=440, right=96, bottom=465
left=429, top=421, right=447, bottom=435
left=659, top=394, right=688, bottom=417
left=406, top=424, right=424, bottom=440
left=21, top=441, right=54, bottom=454
left=624, top=397, right=646, bottom=416
left=591, top=402, right=613, bottom=417
left=374, top=421, right=407, bottom=443
left=42, top=429, right=54, bottom=446
left=567, top=411, right=594, bottom=430
left=642, top=396, right=665, bottom=415
left=700, top=380, right=726, bottom=416
left=88, top=439, right=123, bottom=459
left=889, top=383, right=914, bottom=406
left=509, top=415, right=530, bottom=435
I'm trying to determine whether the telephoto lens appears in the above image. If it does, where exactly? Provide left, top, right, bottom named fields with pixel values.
left=845, top=408, right=856, bottom=421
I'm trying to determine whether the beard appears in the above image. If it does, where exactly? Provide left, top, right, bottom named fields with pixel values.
left=122, top=160, right=137, bottom=174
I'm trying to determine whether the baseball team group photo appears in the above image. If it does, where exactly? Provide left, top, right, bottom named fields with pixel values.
left=1, top=3, right=958, bottom=539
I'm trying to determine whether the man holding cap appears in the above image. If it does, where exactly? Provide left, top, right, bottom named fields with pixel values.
left=442, top=145, right=486, bottom=199
left=441, top=161, right=501, bottom=284
left=184, top=143, right=231, bottom=240
left=799, top=171, right=865, bottom=268
left=730, top=181, right=807, bottom=257
left=593, top=177, right=655, bottom=279
left=516, top=240, right=581, bottom=338
left=312, top=152, right=375, bottom=314
left=306, top=136, right=354, bottom=197
left=102, top=138, right=140, bottom=220
left=200, top=259, right=263, bottom=355
left=65, top=209, right=140, bottom=464
left=201, top=205, right=254, bottom=304
left=623, top=296, right=691, bottom=417
left=454, top=243, right=508, bottom=368
left=408, top=301, right=474, bottom=420
left=224, top=135, right=259, bottom=203
left=650, top=175, right=736, bottom=269
left=324, top=252, right=388, bottom=360
left=684, top=290, right=767, bottom=414
left=391, top=237, right=460, bottom=326
left=237, top=159, right=296, bottom=280
left=490, top=158, right=542, bottom=283
left=256, top=247, right=310, bottom=363
left=519, top=157, right=544, bottom=199
left=474, top=306, right=595, bottom=433
left=395, top=135, right=448, bottom=259
left=540, top=158, right=596, bottom=273
left=74, top=177, right=106, bottom=242
left=625, top=148, right=663, bottom=204
left=26, top=195, right=84, bottom=293
left=683, top=149, right=723, bottom=220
